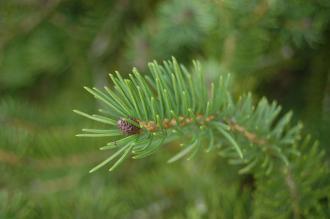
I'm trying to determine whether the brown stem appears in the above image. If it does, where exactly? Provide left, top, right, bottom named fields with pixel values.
left=226, top=119, right=267, bottom=145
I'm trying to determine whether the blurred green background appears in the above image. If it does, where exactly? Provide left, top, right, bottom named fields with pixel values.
left=1, top=0, right=329, bottom=218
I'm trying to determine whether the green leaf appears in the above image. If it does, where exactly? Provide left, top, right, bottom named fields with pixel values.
left=89, top=143, right=131, bottom=173
left=73, top=110, right=116, bottom=125
left=206, top=130, right=214, bottom=152
left=76, top=132, right=121, bottom=137
left=238, top=158, right=258, bottom=174
left=109, top=145, right=132, bottom=171
left=216, top=126, right=243, bottom=158
left=100, top=135, right=138, bottom=150
left=168, top=137, right=198, bottom=163
left=133, top=134, right=166, bottom=159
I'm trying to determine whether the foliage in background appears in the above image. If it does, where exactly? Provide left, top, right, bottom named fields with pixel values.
left=0, top=0, right=329, bottom=218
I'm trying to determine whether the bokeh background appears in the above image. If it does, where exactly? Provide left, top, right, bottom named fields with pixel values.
left=1, top=0, right=329, bottom=218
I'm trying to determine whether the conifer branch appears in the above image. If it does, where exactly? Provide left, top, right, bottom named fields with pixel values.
left=73, top=57, right=305, bottom=172
left=74, top=58, right=329, bottom=217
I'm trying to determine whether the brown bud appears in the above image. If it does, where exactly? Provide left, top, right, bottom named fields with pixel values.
left=117, top=118, right=140, bottom=135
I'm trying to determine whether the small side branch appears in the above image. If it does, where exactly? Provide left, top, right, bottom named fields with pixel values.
left=226, top=120, right=267, bottom=145
left=283, top=166, right=301, bottom=219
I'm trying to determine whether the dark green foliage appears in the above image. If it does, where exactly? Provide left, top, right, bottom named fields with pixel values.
left=1, top=0, right=330, bottom=218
